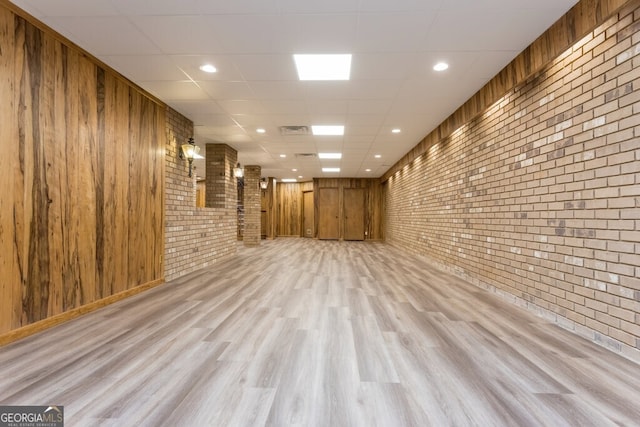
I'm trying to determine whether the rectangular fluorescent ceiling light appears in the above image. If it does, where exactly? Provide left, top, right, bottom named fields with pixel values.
left=318, top=152, right=342, bottom=159
left=281, top=178, right=297, bottom=182
left=312, top=125, right=344, bottom=136
left=294, top=54, right=352, bottom=81
left=322, top=168, right=340, bottom=173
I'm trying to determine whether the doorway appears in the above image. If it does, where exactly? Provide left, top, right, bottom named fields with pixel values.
left=318, top=188, right=339, bottom=240
left=344, top=188, right=365, bottom=241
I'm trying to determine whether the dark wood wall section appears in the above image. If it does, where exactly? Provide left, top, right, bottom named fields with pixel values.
left=0, top=4, right=165, bottom=336
left=314, top=179, right=384, bottom=241
left=382, top=0, right=631, bottom=181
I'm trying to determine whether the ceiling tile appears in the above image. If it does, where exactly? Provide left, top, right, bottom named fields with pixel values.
left=277, top=0, right=359, bottom=14
left=198, top=81, right=256, bottom=100
left=355, top=12, right=436, bottom=52
left=19, top=0, right=119, bottom=16
left=46, top=16, right=161, bottom=55
left=140, top=81, right=210, bottom=100
left=232, top=55, right=299, bottom=81
left=100, top=55, right=187, bottom=81
left=110, top=0, right=201, bottom=15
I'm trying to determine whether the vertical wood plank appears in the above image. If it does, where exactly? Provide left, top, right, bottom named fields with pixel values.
left=0, top=8, right=18, bottom=332
left=101, top=72, right=117, bottom=296
left=95, top=66, right=106, bottom=299
left=128, top=89, right=144, bottom=285
left=152, top=106, right=165, bottom=280
left=42, top=32, right=64, bottom=317
left=61, top=46, right=81, bottom=311
left=21, top=18, right=47, bottom=323
left=76, top=55, right=98, bottom=305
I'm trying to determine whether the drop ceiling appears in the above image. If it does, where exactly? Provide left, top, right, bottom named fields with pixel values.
left=10, top=0, right=579, bottom=181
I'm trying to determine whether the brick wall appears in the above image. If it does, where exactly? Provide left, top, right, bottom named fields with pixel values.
left=243, top=165, right=262, bottom=246
left=165, top=109, right=237, bottom=281
left=385, top=4, right=640, bottom=362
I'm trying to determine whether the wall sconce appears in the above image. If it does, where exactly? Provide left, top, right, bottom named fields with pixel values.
left=233, top=162, right=244, bottom=178
left=180, top=137, right=200, bottom=177
left=259, top=177, right=268, bottom=190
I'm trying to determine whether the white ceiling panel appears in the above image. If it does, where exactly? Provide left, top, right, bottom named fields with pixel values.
left=232, top=55, right=299, bottom=81
left=355, top=13, right=437, bottom=53
left=130, top=16, right=222, bottom=55
left=9, top=0, right=580, bottom=179
left=277, top=0, right=359, bottom=14
left=46, top=16, right=161, bottom=55
left=110, top=0, right=201, bottom=15
left=139, top=81, right=210, bottom=101
left=100, top=55, right=187, bottom=82
left=18, top=0, right=118, bottom=16
left=198, top=81, right=256, bottom=100
left=286, top=15, right=358, bottom=52
left=170, top=101, right=226, bottom=118
left=172, top=55, right=245, bottom=81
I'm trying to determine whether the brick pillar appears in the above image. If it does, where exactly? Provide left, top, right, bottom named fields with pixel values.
left=243, top=165, right=261, bottom=247
left=205, top=144, right=237, bottom=211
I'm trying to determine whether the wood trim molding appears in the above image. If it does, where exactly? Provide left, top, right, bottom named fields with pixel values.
left=0, top=279, right=165, bottom=347
left=381, top=0, right=634, bottom=182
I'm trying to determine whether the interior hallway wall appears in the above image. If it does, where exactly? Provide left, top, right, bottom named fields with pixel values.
left=0, top=2, right=164, bottom=341
left=164, top=110, right=237, bottom=281
left=385, top=1, right=640, bottom=361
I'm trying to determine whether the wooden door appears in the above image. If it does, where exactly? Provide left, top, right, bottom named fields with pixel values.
left=318, top=188, right=339, bottom=240
left=303, top=191, right=314, bottom=238
left=344, top=188, right=365, bottom=241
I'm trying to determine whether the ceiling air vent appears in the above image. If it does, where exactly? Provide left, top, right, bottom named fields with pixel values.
left=295, top=153, right=317, bottom=159
left=279, top=125, right=310, bottom=136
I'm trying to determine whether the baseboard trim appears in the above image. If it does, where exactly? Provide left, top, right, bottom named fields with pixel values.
left=0, top=278, right=165, bottom=347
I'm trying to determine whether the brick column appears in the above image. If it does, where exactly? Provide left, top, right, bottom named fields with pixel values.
left=205, top=144, right=237, bottom=211
left=243, top=165, right=261, bottom=247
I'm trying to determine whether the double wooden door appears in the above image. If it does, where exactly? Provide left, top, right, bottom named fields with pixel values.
left=317, top=187, right=365, bottom=240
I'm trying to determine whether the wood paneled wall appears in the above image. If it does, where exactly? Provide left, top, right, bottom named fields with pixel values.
left=314, top=179, right=384, bottom=240
left=276, top=183, right=304, bottom=236
left=0, top=3, right=165, bottom=338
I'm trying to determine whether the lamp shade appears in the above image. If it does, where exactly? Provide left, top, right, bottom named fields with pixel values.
left=233, top=163, right=244, bottom=178
left=181, top=143, right=200, bottom=160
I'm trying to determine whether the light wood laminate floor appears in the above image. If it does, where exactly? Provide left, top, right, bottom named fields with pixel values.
left=1, top=239, right=639, bottom=426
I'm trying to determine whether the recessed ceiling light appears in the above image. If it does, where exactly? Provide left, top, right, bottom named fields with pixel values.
left=312, top=125, right=344, bottom=136
left=292, top=168, right=298, bottom=172
left=282, top=178, right=297, bottom=183
left=256, top=128, right=266, bottom=134
left=294, top=54, right=352, bottom=81
left=374, top=154, right=382, bottom=159
left=318, top=152, right=342, bottom=159
left=365, top=169, right=372, bottom=172
left=392, top=128, right=401, bottom=134
left=322, top=167, right=341, bottom=173
left=280, top=154, right=287, bottom=158
left=199, top=64, right=217, bottom=73
left=298, top=175, right=303, bottom=179
left=433, top=62, right=449, bottom=71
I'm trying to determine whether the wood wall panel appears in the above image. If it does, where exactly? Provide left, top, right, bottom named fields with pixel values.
left=0, top=3, right=166, bottom=338
left=276, top=183, right=302, bottom=236
left=314, top=178, right=384, bottom=241
left=0, top=8, right=17, bottom=332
